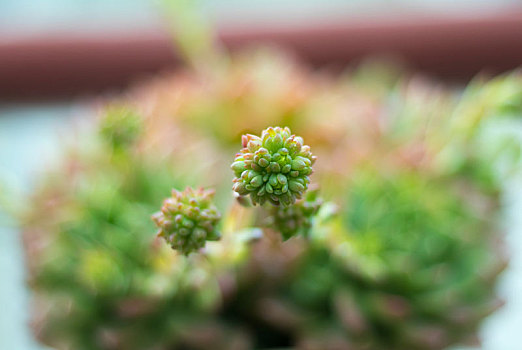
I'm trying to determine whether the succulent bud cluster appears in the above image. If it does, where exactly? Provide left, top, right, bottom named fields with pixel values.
left=152, top=187, right=221, bottom=255
left=270, top=189, right=323, bottom=240
left=231, top=127, right=316, bottom=206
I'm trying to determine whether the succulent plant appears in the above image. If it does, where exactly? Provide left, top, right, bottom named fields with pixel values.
left=224, top=169, right=505, bottom=350
left=306, top=170, right=504, bottom=350
left=18, top=51, right=521, bottom=350
left=98, top=105, right=143, bottom=151
left=231, top=126, right=316, bottom=206
left=269, top=188, right=323, bottom=240
left=152, top=187, right=221, bottom=255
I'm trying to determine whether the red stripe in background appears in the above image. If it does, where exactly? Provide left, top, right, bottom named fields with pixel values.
left=1, top=11, right=521, bottom=101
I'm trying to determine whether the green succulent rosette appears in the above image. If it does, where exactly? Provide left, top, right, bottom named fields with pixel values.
left=152, top=187, right=221, bottom=255
left=231, top=126, right=316, bottom=206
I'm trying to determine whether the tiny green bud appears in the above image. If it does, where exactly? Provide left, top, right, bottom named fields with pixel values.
left=289, top=180, right=305, bottom=193
left=258, top=158, right=269, bottom=167
left=291, top=159, right=306, bottom=171
left=250, top=175, right=264, bottom=187
left=277, top=173, right=287, bottom=185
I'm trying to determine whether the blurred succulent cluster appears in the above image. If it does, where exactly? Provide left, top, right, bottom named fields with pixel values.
left=98, top=105, right=143, bottom=151
left=305, top=169, right=503, bottom=349
left=215, top=169, right=504, bottom=350
left=268, top=188, right=323, bottom=240
left=19, top=45, right=521, bottom=350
